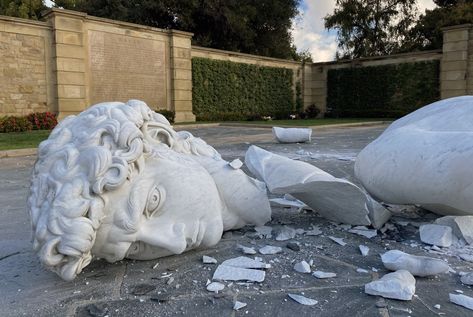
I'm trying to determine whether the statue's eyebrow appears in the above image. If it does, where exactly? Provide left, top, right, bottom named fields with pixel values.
left=120, top=178, right=153, bottom=232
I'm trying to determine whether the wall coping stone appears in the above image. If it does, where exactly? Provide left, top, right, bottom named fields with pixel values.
left=0, top=14, right=50, bottom=28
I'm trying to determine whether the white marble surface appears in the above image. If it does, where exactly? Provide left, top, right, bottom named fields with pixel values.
left=28, top=100, right=271, bottom=281
left=272, top=127, right=312, bottom=143
left=245, top=145, right=390, bottom=226
left=355, top=96, right=473, bottom=216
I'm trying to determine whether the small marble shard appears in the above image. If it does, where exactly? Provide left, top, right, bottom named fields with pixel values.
left=237, top=244, right=257, bottom=255
left=233, top=301, right=247, bottom=311
left=288, top=294, right=318, bottom=306
left=359, top=245, right=369, bottom=256
left=460, top=253, right=473, bottom=262
left=305, top=226, right=322, bottom=236
left=381, top=250, right=449, bottom=277
left=206, top=282, right=225, bottom=293
left=221, top=256, right=271, bottom=269
left=329, top=236, right=347, bottom=246
left=419, top=224, right=453, bottom=247
left=270, top=198, right=306, bottom=208
left=460, top=272, right=473, bottom=285
left=203, top=255, right=217, bottom=264
left=294, top=261, right=311, bottom=273
left=357, top=268, right=369, bottom=273
left=272, top=127, right=312, bottom=143
left=259, top=245, right=283, bottom=255
left=229, top=158, right=243, bottom=170
left=312, top=271, right=337, bottom=279
left=349, top=226, right=377, bottom=238
left=213, top=265, right=265, bottom=282
left=276, top=226, right=297, bottom=241
left=450, top=293, right=473, bottom=311
left=365, top=270, right=416, bottom=301
left=255, top=226, right=273, bottom=239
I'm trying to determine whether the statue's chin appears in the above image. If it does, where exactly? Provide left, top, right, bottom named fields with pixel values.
left=125, top=241, right=175, bottom=260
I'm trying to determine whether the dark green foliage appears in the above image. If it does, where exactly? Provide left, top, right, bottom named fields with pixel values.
left=295, top=81, right=303, bottom=113
left=304, top=104, right=321, bottom=119
left=0, top=0, right=46, bottom=20
left=156, top=109, right=175, bottom=124
left=0, top=116, right=33, bottom=133
left=326, top=61, right=440, bottom=118
left=192, top=58, right=294, bottom=121
left=53, top=0, right=300, bottom=59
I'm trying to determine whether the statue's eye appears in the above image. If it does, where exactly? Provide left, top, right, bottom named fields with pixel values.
left=145, top=186, right=165, bottom=218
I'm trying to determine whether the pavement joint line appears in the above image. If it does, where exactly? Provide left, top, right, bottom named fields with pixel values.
left=0, top=251, right=21, bottom=261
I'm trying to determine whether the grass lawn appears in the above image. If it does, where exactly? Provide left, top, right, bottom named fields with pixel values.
left=0, top=130, right=51, bottom=151
left=224, top=118, right=393, bottom=127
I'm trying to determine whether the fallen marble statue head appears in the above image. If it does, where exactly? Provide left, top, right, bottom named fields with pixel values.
left=28, top=100, right=271, bottom=281
left=355, top=96, right=473, bottom=216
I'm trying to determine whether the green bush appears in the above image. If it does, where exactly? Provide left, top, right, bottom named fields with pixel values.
left=26, top=112, right=57, bottom=130
left=156, top=109, right=175, bottom=124
left=304, top=104, right=321, bottom=119
left=0, top=116, right=33, bottom=133
left=326, top=61, right=440, bottom=118
left=192, top=58, right=294, bottom=121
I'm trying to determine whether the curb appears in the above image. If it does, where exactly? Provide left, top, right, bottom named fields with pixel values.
left=173, top=123, right=221, bottom=129
left=219, top=121, right=392, bottom=129
left=0, top=148, right=37, bottom=158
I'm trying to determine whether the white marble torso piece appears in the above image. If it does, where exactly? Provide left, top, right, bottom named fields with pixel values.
left=28, top=100, right=271, bottom=280
left=355, top=96, right=473, bottom=216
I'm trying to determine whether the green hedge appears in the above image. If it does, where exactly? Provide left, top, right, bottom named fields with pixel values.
left=192, top=58, right=294, bottom=121
left=326, top=60, right=440, bottom=118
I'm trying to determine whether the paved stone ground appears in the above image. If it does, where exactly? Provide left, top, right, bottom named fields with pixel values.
left=1, top=125, right=472, bottom=317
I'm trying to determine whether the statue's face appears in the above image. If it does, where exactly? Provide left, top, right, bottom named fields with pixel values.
left=93, top=152, right=226, bottom=261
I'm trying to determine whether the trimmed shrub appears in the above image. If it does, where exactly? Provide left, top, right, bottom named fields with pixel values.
left=26, top=112, right=57, bottom=130
left=304, top=104, right=321, bottom=119
left=156, top=109, right=175, bottom=124
left=0, top=116, right=33, bottom=133
left=326, top=60, right=440, bottom=118
left=192, top=58, right=294, bottom=121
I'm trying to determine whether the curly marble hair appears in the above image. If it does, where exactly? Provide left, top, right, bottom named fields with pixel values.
left=27, top=100, right=215, bottom=281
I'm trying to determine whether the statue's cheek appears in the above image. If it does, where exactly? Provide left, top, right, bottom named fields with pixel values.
left=136, top=221, right=187, bottom=254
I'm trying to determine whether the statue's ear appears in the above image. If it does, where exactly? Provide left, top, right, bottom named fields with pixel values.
left=143, top=122, right=176, bottom=148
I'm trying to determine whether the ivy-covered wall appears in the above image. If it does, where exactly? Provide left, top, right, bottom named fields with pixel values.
left=326, top=61, right=440, bottom=118
left=192, top=58, right=294, bottom=121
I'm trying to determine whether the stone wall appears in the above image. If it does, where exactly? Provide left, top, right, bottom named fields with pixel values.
left=0, top=9, right=472, bottom=122
left=0, top=16, right=54, bottom=116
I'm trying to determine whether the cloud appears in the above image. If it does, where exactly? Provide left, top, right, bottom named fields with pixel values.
left=292, top=0, right=437, bottom=63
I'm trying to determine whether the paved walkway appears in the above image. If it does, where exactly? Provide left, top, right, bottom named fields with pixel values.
left=0, top=125, right=471, bottom=316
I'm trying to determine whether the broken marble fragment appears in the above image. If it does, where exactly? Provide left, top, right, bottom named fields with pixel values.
left=203, top=256, right=217, bottom=264
left=454, top=216, right=473, bottom=244
left=381, top=250, right=449, bottom=277
left=329, top=236, right=347, bottom=246
left=259, top=245, right=282, bottom=255
left=355, top=96, right=473, bottom=218
left=233, top=301, right=247, bottom=311
left=449, top=293, right=473, bottom=311
left=305, top=226, right=322, bottom=236
left=359, top=245, right=369, bottom=256
left=312, top=271, right=336, bottom=279
left=288, top=294, right=318, bottom=306
left=357, top=268, right=369, bottom=273
left=294, top=261, right=311, bottom=273
left=221, top=256, right=271, bottom=269
left=460, top=272, right=473, bottom=285
left=229, top=158, right=243, bottom=170
left=419, top=224, right=453, bottom=247
left=349, top=226, right=377, bottom=238
left=276, top=226, right=297, bottom=241
left=245, top=146, right=389, bottom=226
left=365, top=270, right=416, bottom=301
left=434, top=216, right=462, bottom=238
left=272, top=127, right=312, bottom=143
left=287, top=242, right=301, bottom=251
left=237, top=244, right=257, bottom=255
left=366, top=197, right=392, bottom=229
left=213, top=265, right=265, bottom=282
left=269, top=198, right=306, bottom=209
left=206, top=282, right=225, bottom=293
left=460, top=253, right=473, bottom=262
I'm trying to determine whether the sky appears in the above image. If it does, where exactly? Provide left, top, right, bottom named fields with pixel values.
left=292, top=0, right=438, bottom=62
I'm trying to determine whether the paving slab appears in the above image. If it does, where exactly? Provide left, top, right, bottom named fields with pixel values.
left=1, top=125, right=472, bottom=316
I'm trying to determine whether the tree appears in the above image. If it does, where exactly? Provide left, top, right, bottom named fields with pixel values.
left=52, top=0, right=300, bottom=60
left=324, top=0, right=418, bottom=59
left=402, top=0, right=473, bottom=52
left=0, top=0, right=46, bottom=19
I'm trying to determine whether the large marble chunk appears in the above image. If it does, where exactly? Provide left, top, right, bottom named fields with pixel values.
left=365, top=270, right=416, bottom=301
left=356, top=96, right=473, bottom=216
left=245, top=145, right=390, bottom=226
left=28, top=100, right=271, bottom=281
left=272, top=127, right=312, bottom=143
left=381, top=250, right=449, bottom=277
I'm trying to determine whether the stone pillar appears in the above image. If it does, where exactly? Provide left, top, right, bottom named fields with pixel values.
left=44, top=9, right=88, bottom=119
left=305, top=63, right=328, bottom=117
left=441, top=24, right=472, bottom=99
left=170, top=30, right=195, bottom=122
